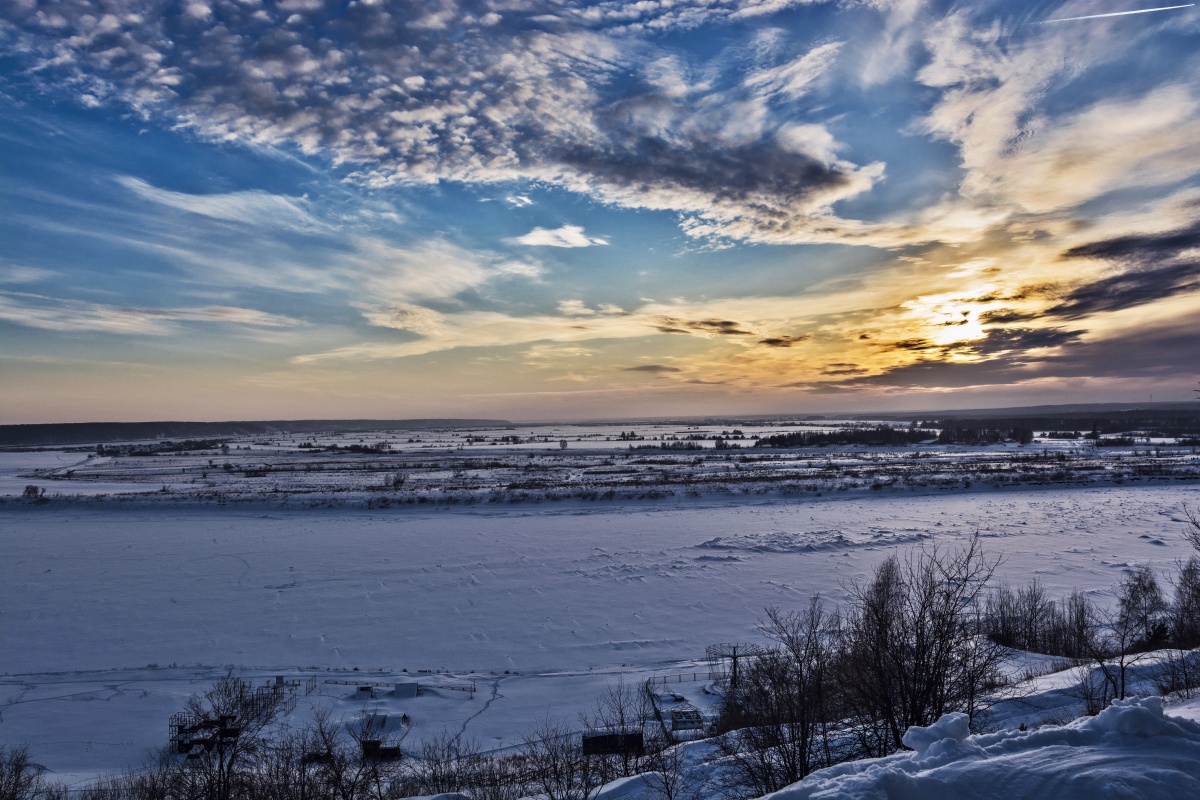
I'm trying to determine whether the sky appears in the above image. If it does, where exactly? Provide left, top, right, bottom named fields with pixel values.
left=1, top=0, right=1198, bottom=423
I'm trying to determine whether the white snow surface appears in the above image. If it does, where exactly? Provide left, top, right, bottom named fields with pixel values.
left=4, top=487, right=1196, bottom=675
left=2, top=467, right=1199, bottom=790
left=762, top=697, right=1200, bottom=800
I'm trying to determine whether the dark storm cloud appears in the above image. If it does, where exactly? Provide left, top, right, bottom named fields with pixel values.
left=1045, top=260, right=1200, bottom=319
left=1048, top=221, right=1200, bottom=318
left=969, top=326, right=1084, bottom=355
left=815, top=324, right=1194, bottom=391
left=1062, top=220, right=1200, bottom=262
left=557, top=135, right=855, bottom=212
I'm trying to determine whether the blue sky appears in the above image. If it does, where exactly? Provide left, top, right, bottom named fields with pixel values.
left=1, top=0, right=1198, bottom=423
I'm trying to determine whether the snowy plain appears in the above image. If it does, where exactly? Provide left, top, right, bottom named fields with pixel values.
left=2, top=428, right=1199, bottom=793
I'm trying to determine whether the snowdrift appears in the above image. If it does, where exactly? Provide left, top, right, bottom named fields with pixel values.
left=768, top=697, right=1200, bottom=800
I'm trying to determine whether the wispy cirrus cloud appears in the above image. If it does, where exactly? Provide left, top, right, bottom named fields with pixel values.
left=0, top=264, right=57, bottom=284
left=117, top=177, right=327, bottom=232
left=34, top=174, right=546, bottom=309
left=917, top=8, right=1200, bottom=217
left=0, top=291, right=300, bottom=335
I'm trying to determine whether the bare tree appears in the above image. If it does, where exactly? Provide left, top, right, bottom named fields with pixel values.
left=641, top=736, right=705, bottom=800
left=712, top=650, right=809, bottom=797
left=1182, top=504, right=1200, bottom=552
left=1170, top=555, right=1200, bottom=648
left=521, top=717, right=601, bottom=800
left=461, top=753, right=530, bottom=800
left=579, top=680, right=651, bottom=783
left=839, top=536, right=1003, bottom=756
left=178, top=673, right=281, bottom=800
left=1118, top=566, right=1168, bottom=650
left=710, top=599, right=844, bottom=796
left=0, top=744, right=62, bottom=800
left=254, top=725, right=324, bottom=800
left=1153, top=648, right=1200, bottom=700
left=302, top=706, right=406, bottom=800
left=408, top=729, right=483, bottom=794
left=1086, top=581, right=1160, bottom=707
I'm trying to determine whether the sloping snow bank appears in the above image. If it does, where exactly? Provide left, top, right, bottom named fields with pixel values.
left=771, top=697, right=1200, bottom=800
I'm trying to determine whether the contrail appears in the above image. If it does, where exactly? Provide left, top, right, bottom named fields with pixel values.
left=1040, top=4, right=1194, bottom=23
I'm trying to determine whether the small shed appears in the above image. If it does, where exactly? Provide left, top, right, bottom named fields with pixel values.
left=582, top=728, right=644, bottom=757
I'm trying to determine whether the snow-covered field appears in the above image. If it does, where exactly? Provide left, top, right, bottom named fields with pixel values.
left=7, top=421, right=1197, bottom=505
left=2, top=436, right=1199, bottom=793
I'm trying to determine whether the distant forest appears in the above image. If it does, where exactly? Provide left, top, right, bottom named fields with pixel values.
left=754, top=407, right=1200, bottom=449
left=755, top=426, right=939, bottom=448
left=0, top=420, right=511, bottom=448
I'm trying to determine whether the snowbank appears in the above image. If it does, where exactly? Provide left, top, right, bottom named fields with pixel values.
left=771, top=697, right=1200, bottom=799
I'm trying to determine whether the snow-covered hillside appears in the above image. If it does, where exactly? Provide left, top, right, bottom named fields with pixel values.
left=752, top=697, right=1200, bottom=800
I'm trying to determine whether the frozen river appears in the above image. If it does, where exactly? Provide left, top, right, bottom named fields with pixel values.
left=4, top=485, right=1195, bottom=676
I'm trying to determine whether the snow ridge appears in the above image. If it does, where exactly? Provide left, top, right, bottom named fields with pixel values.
left=768, top=697, right=1200, bottom=800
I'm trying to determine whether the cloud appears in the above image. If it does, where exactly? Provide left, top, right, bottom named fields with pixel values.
left=624, top=364, right=682, bottom=373
left=557, top=299, right=596, bottom=317
left=1061, top=220, right=1200, bottom=263
left=523, top=343, right=596, bottom=366
left=758, top=334, right=810, bottom=347
left=515, top=225, right=609, bottom=247
left=8, top=0, right=1198, bottom=258
left=554, top=132, right=886, bottom=244
left=918, top=12, right=1200, bottom=218
left=1046, top=261, right=1200, bottom=320
left=655, top=317, right=758, bottom=336
left=0, top=0, right=904, bottom=247
left=0, top=291, right=300, bottom=335
left=857, top=0, right=928, bottom=86
left=0, top=265, right=57, bottom=283
left=117, top=177, right=326, bottom=232
left=337, top=239, right=543, bottom=307
left=744, top=41, right=843, bottom=100
left=816, top=319, right=1194, bottom=392
left=1046, top=220, right=1200, bottom=318
left=821, top=364, right=867, bottom=375
left=978, top=308, right=1039, bottom=324
left=506, top=195, right=534, bottom=207
left=292, top=290, right=851, bottom=363
left=353, top=303, right=446, bottom=335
